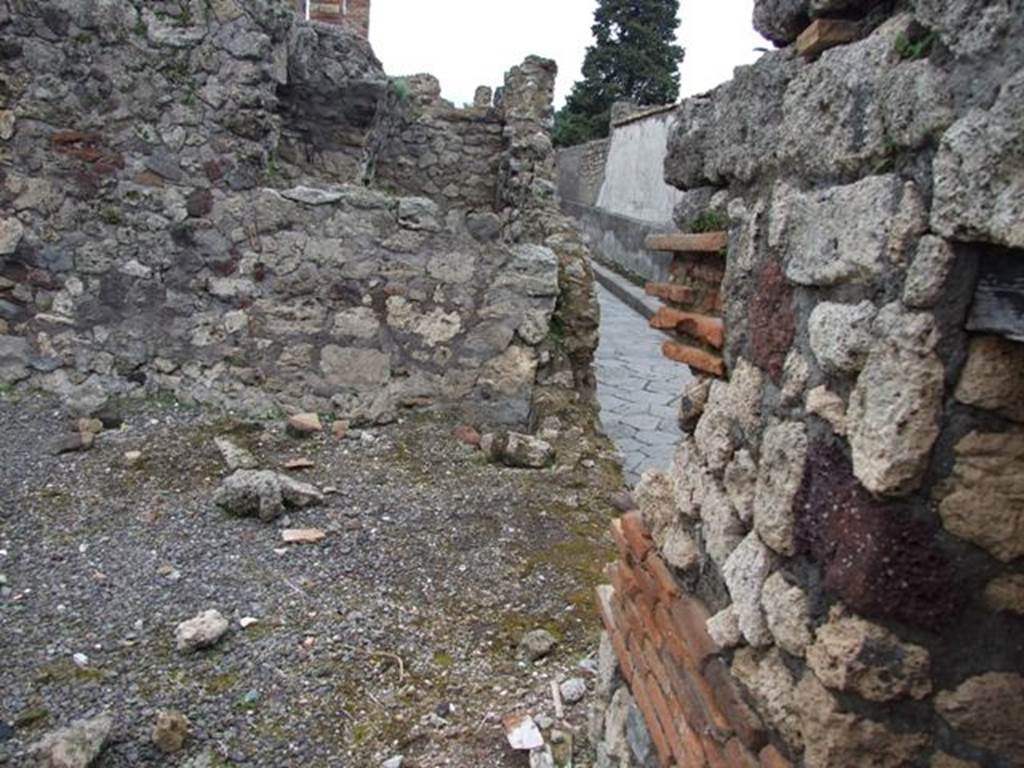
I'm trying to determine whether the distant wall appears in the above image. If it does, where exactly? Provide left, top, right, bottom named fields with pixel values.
left=556, top=138, right=609, bottom=208
left=556, top=105, right=683, bottom=280
left=561, top=201, right=674, bottom=284
left=596, top=106, right=682, bottom=223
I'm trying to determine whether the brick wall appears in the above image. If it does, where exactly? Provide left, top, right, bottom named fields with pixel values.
left=598, top=512, right=792, bottom=768
left=297, top=0, right=371, bottom=37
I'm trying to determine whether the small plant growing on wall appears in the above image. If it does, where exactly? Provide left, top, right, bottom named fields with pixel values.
left=894, top=25, right=936, bottom=61
left=390, top=78, right=410, bottom=103
left=689, top=211, right=729, bottom=234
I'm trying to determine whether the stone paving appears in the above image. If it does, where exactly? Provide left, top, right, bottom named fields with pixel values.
left=595, top=284, right=692, bottom=484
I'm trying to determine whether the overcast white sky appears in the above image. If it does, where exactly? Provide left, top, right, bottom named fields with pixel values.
left=370, top=0, right=770, bottom=108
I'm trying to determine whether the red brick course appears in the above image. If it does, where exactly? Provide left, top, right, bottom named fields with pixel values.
left=598, top=514, right=784, bottom=768
left=295, top=0, right=371, bottom=37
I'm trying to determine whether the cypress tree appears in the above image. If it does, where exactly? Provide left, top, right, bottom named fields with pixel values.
left=554, top=0, right=685, bottom=146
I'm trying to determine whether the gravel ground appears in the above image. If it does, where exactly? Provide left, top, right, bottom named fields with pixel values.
left=0, top=394, right=622, bottom=767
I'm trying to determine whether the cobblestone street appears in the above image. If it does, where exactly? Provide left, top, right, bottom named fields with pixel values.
left=595, top=284, right=691, bottom=483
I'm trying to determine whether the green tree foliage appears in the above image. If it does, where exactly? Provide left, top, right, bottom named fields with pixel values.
left=554, top=0, right=684, bottom=146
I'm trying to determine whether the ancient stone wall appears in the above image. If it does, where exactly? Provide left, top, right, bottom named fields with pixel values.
left=0, top=1, right=597, bottom=430
left=557, top=106, right=684, bottom=282
left=593, top=1, right=1024, bottom=766
left=370, top=74, right=506, bottom=213
left=557, top=138, right=610, bottom=209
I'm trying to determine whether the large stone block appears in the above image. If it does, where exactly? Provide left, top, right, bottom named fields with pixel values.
left=903, top=235, right=957, bottom=309
left=779, top=15, right=952, bottom=178
left=795, top=672, right=929, bottom=768
left=806, top=606, right=932, bottom=702
left=935, top=672, right=1024, bottom=764
left=754, top=421, right=808, bottom=556
left=796, top=442, right=961, bottom=629
left=747, top=260, right=795, bottom=383
left=731, top=648, right=802, bottom=747
left=955, top=335, right=1024, bottom=423
left=319, top=345, right=391, bottom=390
left=0, top=217, right=24, bottom=255
left=913, top=0, right=1023, bottom=60
left=665, top=51, right=798, bottom=189
left=722, top=531, right=777, bottom=647
left=938, top=429, right=1024, bottom=563
left=753, top=0, right=810, bottom=46
left=932, top=68, right=1024, bottom=248
left=702, top=479, right=746, bottom=570
left=808, top=301, right=877, bottom=375
left=847, top=338, right=944, bottom=496
left=0, top=335, right=30, bottom=383
left=774, top=175, right=923, bottom=288
left=760, top=572, right=813, bottom=657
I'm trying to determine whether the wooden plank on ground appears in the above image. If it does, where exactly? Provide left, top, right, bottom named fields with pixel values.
left=661, top=341, right=726, bottom=378
left=650, top=307, right=725, bottom=349
left=645, top=231, right=728, bottom=254
left=797, top=19, right=859, bottom=57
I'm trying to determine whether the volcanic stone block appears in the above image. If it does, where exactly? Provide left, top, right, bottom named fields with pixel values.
left=808, top=301, right=877, bottom=375
left=935, top=672, right=1024, bottom=764
left=722, top=531, right=777, bottom=647
left=847, top=338, right=944, bottom=496
left=753, top=0, right=811, bottom=45
left=795, top=441, right=961, bottom=629
left=754, top=421, right=808, bottom=556
left=932, top=68, right=1024, bottom=248
left=748, top=259, right=795, bottom=383
left=903, top=235, right=956, bottom=309
left=760, top=572, right=812, bottom=657
left=955, top=336, right=1024, bottom=423
left=937, top=429, right=1024, bottom=563
left=806, top=606, right=932, bottom=702
left=775, top=175, right=922, bottom=288
left=702, top=479, right=746, bottom=570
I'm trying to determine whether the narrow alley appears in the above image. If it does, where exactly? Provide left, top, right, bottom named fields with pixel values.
left=594, top=285, right=689, bottom=484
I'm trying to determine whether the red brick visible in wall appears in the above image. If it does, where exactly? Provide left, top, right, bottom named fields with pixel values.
left=596, top=515, right=787, bottom=768
left=748, top=259, right=794, bottom=384
left=794, top=441, right=962, bottom=629
left=297, top=0, right=371, bottom=37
